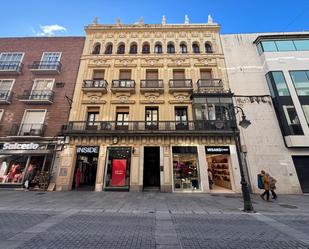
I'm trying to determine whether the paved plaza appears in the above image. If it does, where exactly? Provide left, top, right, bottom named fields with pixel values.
left=0, top=191, right=308, bottom=249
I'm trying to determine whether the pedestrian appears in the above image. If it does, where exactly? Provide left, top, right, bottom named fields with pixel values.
left=75, top=166, right=81, bottom=189
left=268, top=174, right=278, bottom=200
left=23, top=164, right=37, bottom=190
left=260, top=170, right=271, bottom=202
left=208, top=168, right=213, bottom=190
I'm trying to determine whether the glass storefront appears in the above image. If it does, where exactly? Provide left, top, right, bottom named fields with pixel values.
left=172, top=146, right=200, bottom=191
left=104, top=147, right=131, bottom=190
left=0, top=154, right=53, bottom=189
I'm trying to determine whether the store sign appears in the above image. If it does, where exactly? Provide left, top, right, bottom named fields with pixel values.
left=206, top=146, right=230, bottom=154
left=2, top=142, right=40, bottom=150
left=76, top=146, right=99, bottom=154
left=111, top=159, right=127, bottom=187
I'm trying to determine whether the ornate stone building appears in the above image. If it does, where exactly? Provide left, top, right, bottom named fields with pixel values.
left=56, top=18, right=242, bottom=192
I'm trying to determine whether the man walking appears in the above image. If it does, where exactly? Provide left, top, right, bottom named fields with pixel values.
left=260, top=170, right=270, bottom=201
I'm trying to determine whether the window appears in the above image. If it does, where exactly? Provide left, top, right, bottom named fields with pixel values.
left=87, top=111, right=99, bottom=127
left=294, top=40, right=309, bottom=50
left=154, top=43, right=162, bottom=53
left=129, top=43, right=137, bottom=54
left=116, top=107, right=129, bottom=130
left=192, top=43, right=200, bottom=53
left=275, top=41, right=296, bottom=51
left=266, top=72, right=290, bottom=96
left=259, top=39, right=309, bottom=53
left=92, top=43, right=101, bottom=54
left=145, top=107, right=158, bottom=129
left=105, top=43, right=113, bottom=54
left=0, top=79, right=14, bottom=101
left=117, top=43, right=125, bottom=54
left=290, top=71, right=309, bottom=96
left=302, top=105, right=309, bottom=125
left=261, top=41, right=277, bottom=52
left=31, top=79, right=54, bottom=99
left=200, top=69, right=212, bottom=79
left=205, top=43, right=213, bottom=53
left=167, top=43, right=175, bottom=53
left=175, top=107, right=188, bottom=130
left=180, top=43, right=187, bottom=53
left=92, top=70, right=105, bottom=80
left=142, top=43, right=150, bottom=54
left=119, top=69, right=131, bottom=80
left=283, top=105, right=303, bottom=135
left=42, top=52, right=61, bottom=62
left=0, top=53, right=23, bottom=70
left=20, top=110, right=46, bottom=136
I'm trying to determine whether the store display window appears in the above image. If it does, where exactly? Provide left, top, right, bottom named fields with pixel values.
left=172, top=146, right=200, bottom=191
left=0, top=155, right=53, bottom=189
left=105, top=147, right=131, bottom=190
left=206, top=147, right=232, bottom=191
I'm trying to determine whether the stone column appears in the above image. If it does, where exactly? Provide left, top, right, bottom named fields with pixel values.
left=95, top=145, right=106, bottom=192
left=198, top=145, right=209, bottom=193
left=161, top=145, right=172, bottom=192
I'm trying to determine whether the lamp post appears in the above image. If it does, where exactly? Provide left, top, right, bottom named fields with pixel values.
left=230, top=106, right=254, bottom=212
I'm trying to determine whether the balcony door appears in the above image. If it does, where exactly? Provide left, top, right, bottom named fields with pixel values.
left=31, top=79, right=54, bottom=100
left=92, top=70, right=105, bottom=87
left=119, top=69, right=132, bottom=87
left=0, top=53, right=23, bottom=70
left=173, top=70, right=185, bottom=87
left=145, top=107, right=158, bottom=130
left=40, top=52, right=61, bottom=69
left=116, top=107, right=129, bottom=130
left=86, top=111, right=99, bottom=130
left=146, top=70, right=159, bottom=88
left=20, top=110, right=46, bottom=136
left=0, top=79, right=14, bottom=100
left=175, top=107, right=188, bottom=130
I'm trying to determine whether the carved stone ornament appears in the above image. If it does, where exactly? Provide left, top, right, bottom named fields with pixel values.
left=179, top=32, right=186, bottom=38
left=146, top=94, right=158, bottom=103
left=192, top=32, right=199, bottom=37
left=143, top=32, right=150, bottom=38
left=119, top=32, right=126, bottom=38
left=119, top=95, right=128, bottom=103
left=91, top=59, right=108, bottom=65
left=131, top=32, right=138, bottom=38
left=94, top=33, right=102, bottom=39
left=167, top=32, right=174, bottom=38
left=155, top=32, right=162, bottom=38
left=175, top=94, right=187, bottom=102
left=107, top=33, right=114, bottom=38
left=90, top=95, right=100, bottom=103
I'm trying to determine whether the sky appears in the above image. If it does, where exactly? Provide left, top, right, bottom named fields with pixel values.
left=1, top=0, right=309, bottom=37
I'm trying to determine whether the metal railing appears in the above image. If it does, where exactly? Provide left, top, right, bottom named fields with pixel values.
left=0, top=61, right=23, bottom=72
left=10, top=123, right=45, bottom=136
left=140, top=79, right=164, bottom=88
left=63, top=120, right=235, bottom=134
left=0, top=90, right=13, bottom=102
left=29, top=61, right=62, bottom=71
left=197, top=79, right=223, bottom=89
left=83, top=80, right=108, bottom=89
left=169, top=79, right=193, bottom=88
left=112, top=80, right=135, bottom=88
left=20, top=90, right=54, bottom=102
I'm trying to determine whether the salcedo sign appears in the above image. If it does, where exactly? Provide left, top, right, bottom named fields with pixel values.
left=76, top=146, right=99, bottom=154
left=2, top=142, right=40, bottom=150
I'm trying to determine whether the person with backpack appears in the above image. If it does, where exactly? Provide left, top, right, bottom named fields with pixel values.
left=259, top=170, right=271, bottom=201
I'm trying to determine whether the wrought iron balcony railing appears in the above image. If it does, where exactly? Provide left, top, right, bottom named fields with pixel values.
left=10, top=123, right=45, bottom=136
left=19, top=90, right=54, bottom=104
left=140, top=79, right=164, bottom=88
left=112, top=80, right=135, bottom=88
left=83, top=80, right=108, bottom=89
left=197, top=79, right=224, bottom=91
left=0, top=61, right=23, bottom=74
left=63, top=120, right=235, bottom=135
left=29, top=61, right=61, bottom=74
left=0, top=90, right=13, bottom=103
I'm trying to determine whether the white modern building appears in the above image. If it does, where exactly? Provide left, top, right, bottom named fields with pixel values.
left=221, top=32, right=309, bottom=194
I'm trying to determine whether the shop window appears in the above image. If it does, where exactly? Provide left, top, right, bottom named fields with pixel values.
left=105, top=147, right=131, bottom=190
left=172, top=146, right=200, bottom=191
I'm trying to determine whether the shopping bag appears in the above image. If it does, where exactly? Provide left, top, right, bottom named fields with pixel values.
left=257, top=174, right=263, bottom=189
left=24, top=180, right=29, bottom=189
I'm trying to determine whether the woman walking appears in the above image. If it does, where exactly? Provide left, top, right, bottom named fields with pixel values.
left=268, top=174, right=278, bottom=200
left=260, top=170, right=270, bottom=201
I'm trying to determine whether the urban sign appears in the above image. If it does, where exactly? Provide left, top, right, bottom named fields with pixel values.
left=206, top=146, right=230, bottom=154
left=76, top=146, right=99, bottom=154
left=2, top=142, right=40, bottom=150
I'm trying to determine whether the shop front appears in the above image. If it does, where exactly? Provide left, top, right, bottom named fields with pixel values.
left=0, top=142, right=55, bottom=189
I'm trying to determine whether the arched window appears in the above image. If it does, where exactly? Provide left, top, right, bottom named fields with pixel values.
left=192, top=42, right=200, bottom=53
left=117, top=43, right=125, bottom=54
left=154, top=43, right=162, bottom=53
left=205, top=43, right=213, bottom=53
left=142, top=42, right=150, bottom=54
left=167, top=42, right=175, bottom=53
left=105, top=43, right=113, bottom=54
left=130, top=43, right=138, bottom=54
left=92, top=43, right=101, bottom=54
left=180, top=43, right=187, bottom=53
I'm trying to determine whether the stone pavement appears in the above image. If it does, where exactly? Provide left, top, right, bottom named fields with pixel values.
left=0, top=190, right=308, bottom=249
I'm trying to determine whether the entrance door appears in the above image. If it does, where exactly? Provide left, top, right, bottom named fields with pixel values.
left=292, top=156, right=309, bottom=193
left=143, top=147, right=160, bottom=190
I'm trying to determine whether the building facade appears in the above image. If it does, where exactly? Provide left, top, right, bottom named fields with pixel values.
left=222, top=32, right=309, bottom=194
left=56, top=19, right=243, bottom=193
left=0, top=37, right=85, bottom=189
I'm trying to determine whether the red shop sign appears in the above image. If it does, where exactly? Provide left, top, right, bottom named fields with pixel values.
left=111, top=159, right=127, bottom=186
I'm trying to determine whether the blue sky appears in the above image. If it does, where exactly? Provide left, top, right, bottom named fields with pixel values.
left=1, top=0, right=309, bottom=37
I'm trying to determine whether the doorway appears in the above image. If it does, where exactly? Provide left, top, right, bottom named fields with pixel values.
left=292, top=156, right=309, bottom=193
left=143, top=147, right=160, bottom=190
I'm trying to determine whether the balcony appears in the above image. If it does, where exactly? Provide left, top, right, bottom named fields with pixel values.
left=0, top=61, right=23, bottom=75
left=10, top=123, right=45, bottom=137
left=29, top=61, right=61, bottom=74
left=19, top=90, right=54, bottom=104
left=82, top=80, right=108, bottom=94
left=111, top=80, right=135, bottom=94
left=169, top=79, right=193, bottom=93
left=0, top=90, right=13, bottom=104
left=197, top=79, right=224, bottom=92
left=63, top=120, right=235, bottom=136
left=140, top=79, right=164, bottom=94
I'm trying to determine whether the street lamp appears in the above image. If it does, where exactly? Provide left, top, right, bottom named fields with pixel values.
left=231, top=106, right=254, bottom=212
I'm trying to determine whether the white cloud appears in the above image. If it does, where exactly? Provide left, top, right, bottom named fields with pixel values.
left=35, top=24, right=67, bottom=36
